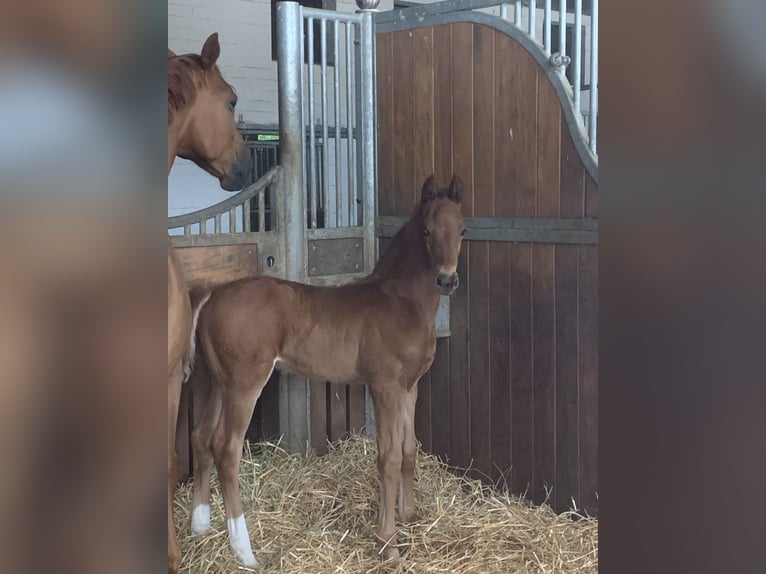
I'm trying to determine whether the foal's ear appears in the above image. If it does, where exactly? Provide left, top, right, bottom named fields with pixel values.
left=200, top=33, right=221, bottom=69
left=421, top=175, right=437, bottom=203
left=168, top=48, right=177, bottom=59
left=448, top=175, right=464, bottom=203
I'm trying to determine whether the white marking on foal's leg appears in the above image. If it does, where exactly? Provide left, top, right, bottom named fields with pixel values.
left=190, top=504, right=211, bottom=535
left=227, top=514, right=258, bottom=567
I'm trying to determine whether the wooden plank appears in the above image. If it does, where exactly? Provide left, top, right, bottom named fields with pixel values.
left=554, top=244, right=579, bottom=512
left=328, top=383, right=347, bottom=442
left=174, top=244, right=259, bottom=287
left=585, top=175, right=598, bottom=219
left=392, top=29, right=414, bottom=214
left=493, top=29, right=515, bottom=219
left=429, top=338, right=451, bottom=460
left=472, top=25, right=494, bottom=217
left=578, top=245, right=598, bottom=515
left=448, top=23, right=474, bottom=470
left=536, top=70, right=562, bottom=218
left=510, top=243, right=534, bottom=497
left=413, top=26, right=435, bottom=200
left=432, top=24, right=453, bottom=184
left=531, top=244, right=555, bottom=504
left=489, top=242, right=511, bottom=484
left=468, top=241, right=491, bottom=480
left=560, top=122, right=585, bottom=218
left=451, top=23, right=474, bottom=216
left=449, top=241, right=471, bottom=469
left=501, top=33, right=537, bottom=218
left=310, top=381, right=328, bottom=455
left=347, top=383, right=366, bottom=435
left=415, top=371, right=432, bottom=452
left=376, top=32, right=395, bottom=216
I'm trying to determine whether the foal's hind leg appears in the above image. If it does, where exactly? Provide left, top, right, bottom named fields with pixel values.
left=369, top=384, right=406, bottom=563
left=398, top=381, right=419, bottom=523
left=212, top=360, right=274, bottom=568
left=189, top=361, right=222, bottom=535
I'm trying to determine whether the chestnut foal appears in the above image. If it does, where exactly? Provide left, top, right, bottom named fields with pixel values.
left=190, top=175, right=466, bottom=566
left=168, top=33, right=250, bottom=574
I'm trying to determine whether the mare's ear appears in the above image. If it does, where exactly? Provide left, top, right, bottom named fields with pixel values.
left=448, top=175, right=464, bottom=203
left=421, top=175, right=437, bottom=204
left=168, top=48, right=177, bottom=59
left=200, top=33, right=221, bottom=69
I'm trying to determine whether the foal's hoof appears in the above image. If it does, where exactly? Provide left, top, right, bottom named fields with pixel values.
left=399, top=509, right=420, bottom=524
left=380, top=545, right=401, bottom=564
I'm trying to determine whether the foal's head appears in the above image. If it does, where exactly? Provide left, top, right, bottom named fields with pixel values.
left=419, top=175, right=466, bottom=296
left=168, top=33, right=250, bottom=191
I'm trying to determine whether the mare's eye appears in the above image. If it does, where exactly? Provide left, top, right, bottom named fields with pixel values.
left=460, top=229, right=466, bottom=236
left=229, top=99, right=237, bottom=110
left=422, top=228, right=430, bottom=236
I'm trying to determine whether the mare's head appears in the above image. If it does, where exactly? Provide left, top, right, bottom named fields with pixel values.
left=168, top=33, right=250, bottom=191
left=418, top=175, right=466, bottom=296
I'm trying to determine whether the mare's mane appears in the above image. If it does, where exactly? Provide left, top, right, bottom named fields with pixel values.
left=168, top=55, right=208, bottom=125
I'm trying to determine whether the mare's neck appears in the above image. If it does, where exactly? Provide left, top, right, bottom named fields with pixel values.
left=373, top=214, right=441, bottom=316
left=167, top=107, right=190, bottom=174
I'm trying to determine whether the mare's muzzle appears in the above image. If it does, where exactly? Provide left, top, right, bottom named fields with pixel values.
left=220, top=148, right=253, bottom=191
left=436, top=272, right=459, bottom=295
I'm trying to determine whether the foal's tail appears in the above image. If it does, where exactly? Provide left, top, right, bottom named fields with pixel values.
left=183, top=285, right=213, bottom=383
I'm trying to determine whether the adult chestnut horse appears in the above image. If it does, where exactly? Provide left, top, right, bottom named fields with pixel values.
left=167, top=33, right=250, bottom=574
left=190, top=176, right=466, bottom=566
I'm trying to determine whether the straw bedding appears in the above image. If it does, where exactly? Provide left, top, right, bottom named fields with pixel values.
left=174, top=434, right=597, bottom=573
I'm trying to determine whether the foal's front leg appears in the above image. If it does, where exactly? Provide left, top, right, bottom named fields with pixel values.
left=370, top=385, right=405, bottom=562
left=398, top=381, right=419, bottom=523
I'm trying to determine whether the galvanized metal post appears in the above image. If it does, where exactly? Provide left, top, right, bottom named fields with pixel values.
left=277, top=1, right=309, bottom=452
left=357, top=2, right=378, bottom=437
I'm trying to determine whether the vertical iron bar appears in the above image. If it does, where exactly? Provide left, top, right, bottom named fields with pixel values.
left=321, top=19, right=330, bottom=227
left=514, top=0, right=522, bottom=26
left=243, top=199, right=251, bottom=232
left=544, top=0, right=551, bottom=55
left=530, top=0, right=537, bottom=39
left=559, top=0, right=567, bottom=78
left=229, top=207, right=236, bottom=233
left=500, top=4, right=508, bottom=20
left=345, top=22, right=354, bottom=227
left=307, top=17, right=318, bottom=229
left=589, top=0, right=598, bottom=152
left=333, top=19, right=342, bottom=228
left=573, top=0, right=582, bottom=123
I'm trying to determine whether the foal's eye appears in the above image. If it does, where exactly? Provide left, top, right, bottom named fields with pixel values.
left=229, top=99, right=237, bottom=111
left=422, top=228, right=430, bottom=236
left=460, top=229, right=466, bottom=236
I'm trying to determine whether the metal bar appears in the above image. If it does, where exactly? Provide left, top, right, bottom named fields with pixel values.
left=345, top=22, right=354, bottom=227
left=243, top=199, right=251, bottom=232
left=214, top=213, right=221, bottom=234
left=258, top=189, right=266, bottom=231
left=544, top=0, right=551, bottom=54
left=321, top=19, right=330, bottom=228
left=184, top=224, right=191, bottom=236
left=300, top=14, right=308, bottom=232
left=359, top=10, right=376, bottom=271
left=229, top=207, right=236, bottom=233
left=170, top=233, right=277, bottom=249
left=302, top=7, right=361, bottom=23
left=307, top=17, right=318, bottom=229
left=573, top=0, right=582, bottom=120
left=333, top=19, right=342, bottom=228
left=558, top=0, right=567, bottom=77
left=514, top=0, right=522, bottom=26
left=199, top=219, right=207, bottom=235
left=500, top=4, right=508, bottom=20
left=589, top=0, right=598, bottom=153
left=167, top=166, right=280, bottom=229
left=376, top=0, right=509, bottom=23
left=529, top=0, right=536, bottom=38
left=307, top=226, right=365, bottom=240
left=354, top=23, right=363, bottom=226
left=277, top=0, right=309, bottom=453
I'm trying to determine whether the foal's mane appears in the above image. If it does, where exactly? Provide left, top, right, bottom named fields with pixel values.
left=168, top=55, right=208, bottom=125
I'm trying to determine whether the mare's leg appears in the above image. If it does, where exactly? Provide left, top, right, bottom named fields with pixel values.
left=211, top=360, right=274, bottom=567
left=398, top=381, right=419, bottom=523
left=369, top=384, right=406, bottom=562
left=189, top=360, right=222, bottom=535
left=167, top=363, right=184, bottom=574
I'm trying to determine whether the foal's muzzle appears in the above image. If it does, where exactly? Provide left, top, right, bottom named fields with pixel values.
left=436, top=272, right=459, bottom=295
